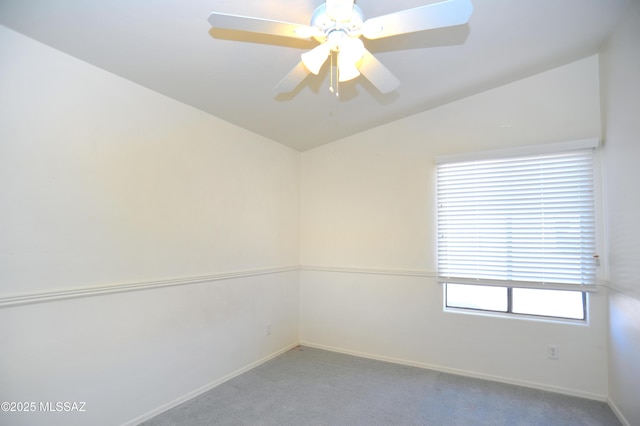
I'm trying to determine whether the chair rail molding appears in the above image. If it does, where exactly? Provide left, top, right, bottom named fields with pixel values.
left=0, top=266, right=299, bottom=308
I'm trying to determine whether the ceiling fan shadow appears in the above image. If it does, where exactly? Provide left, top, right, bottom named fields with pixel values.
left=358, top=79, right=400, bottom=105
left=322, top=76, right=400, bottom=104
left=366, top=24, right=470, bottom=53
left=274, top=59, right=402, bottom=103
left=274, top=63, right=329, bottom=101
left=208, top=28, right=315, bottom=50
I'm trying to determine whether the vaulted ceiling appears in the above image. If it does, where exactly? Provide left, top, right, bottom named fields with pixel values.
left=0, top=0, right=630, bottom=151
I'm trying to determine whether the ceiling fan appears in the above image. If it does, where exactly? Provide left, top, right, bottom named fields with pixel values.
left=208, top=0, right=473, bottom=95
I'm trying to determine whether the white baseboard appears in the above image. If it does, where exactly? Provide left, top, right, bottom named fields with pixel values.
left=300, top=341, right=609, bottom=402
left=123, top=341, right=620, bottom=426
left=607, top=397, right=631, bottom=426
left=123, top=342, right=300, bottom=426
left=123, top=340, right=623, bottom=425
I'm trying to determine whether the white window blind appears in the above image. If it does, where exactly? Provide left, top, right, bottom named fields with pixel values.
left=437, top=148, right=596, bottom=290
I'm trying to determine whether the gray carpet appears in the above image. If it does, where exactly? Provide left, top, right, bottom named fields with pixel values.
left=141, top=346, right=621, bottom=426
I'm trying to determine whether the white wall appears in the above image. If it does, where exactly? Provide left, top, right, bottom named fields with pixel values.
left=300, top=56, right=610, bottom=399
left=600, top=1, right=640, bottom=424
left=0, top=26, right=300, bottom=425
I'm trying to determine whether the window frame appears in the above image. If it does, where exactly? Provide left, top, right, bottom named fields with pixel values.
left=436, top=139, right=600, bottom=322
left=444, top=283, right=588, bottom=321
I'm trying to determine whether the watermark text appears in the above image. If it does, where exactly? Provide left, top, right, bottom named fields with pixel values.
left=1, top=401, right=86, bottom=412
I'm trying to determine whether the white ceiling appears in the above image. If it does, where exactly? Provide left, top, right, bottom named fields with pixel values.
left=0, top=0, right=630, bottom=151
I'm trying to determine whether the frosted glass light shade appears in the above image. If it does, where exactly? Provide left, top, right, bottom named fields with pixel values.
left=301, top=43, right=331, bottom=75
left=338, top=60, right=360, bottom=82
left=337, top=37, right=364, bottom=82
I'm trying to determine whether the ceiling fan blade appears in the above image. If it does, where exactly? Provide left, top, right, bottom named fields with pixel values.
left=362, top=0, right=473, bottom=40
left=208, top=12, right=314, bottom=39
left=274, top=62, right=311, bottom=93
left=358, top=49, right=400, bottom=94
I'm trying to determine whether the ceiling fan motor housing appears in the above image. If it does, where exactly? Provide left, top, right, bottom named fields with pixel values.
left=310, top=3, right=364, bottom=45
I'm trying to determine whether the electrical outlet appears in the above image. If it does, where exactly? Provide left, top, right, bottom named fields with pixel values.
left=548, top=344, right=559, bottom=360
left=266, top=323, right=272, bottom=336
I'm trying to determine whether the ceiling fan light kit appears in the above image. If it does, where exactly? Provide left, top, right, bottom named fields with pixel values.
left=208, top=0, right=473, bottom=95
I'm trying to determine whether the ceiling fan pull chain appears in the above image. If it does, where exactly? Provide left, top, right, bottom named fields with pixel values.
left=329, top=51, right=334, bottom=93
left=329, top=51, right=336, bottom=95
left=335, top=52, right=339, bottom=97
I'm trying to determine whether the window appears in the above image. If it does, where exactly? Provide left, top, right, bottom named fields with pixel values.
left=436, top=141, right=598, bottom=320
